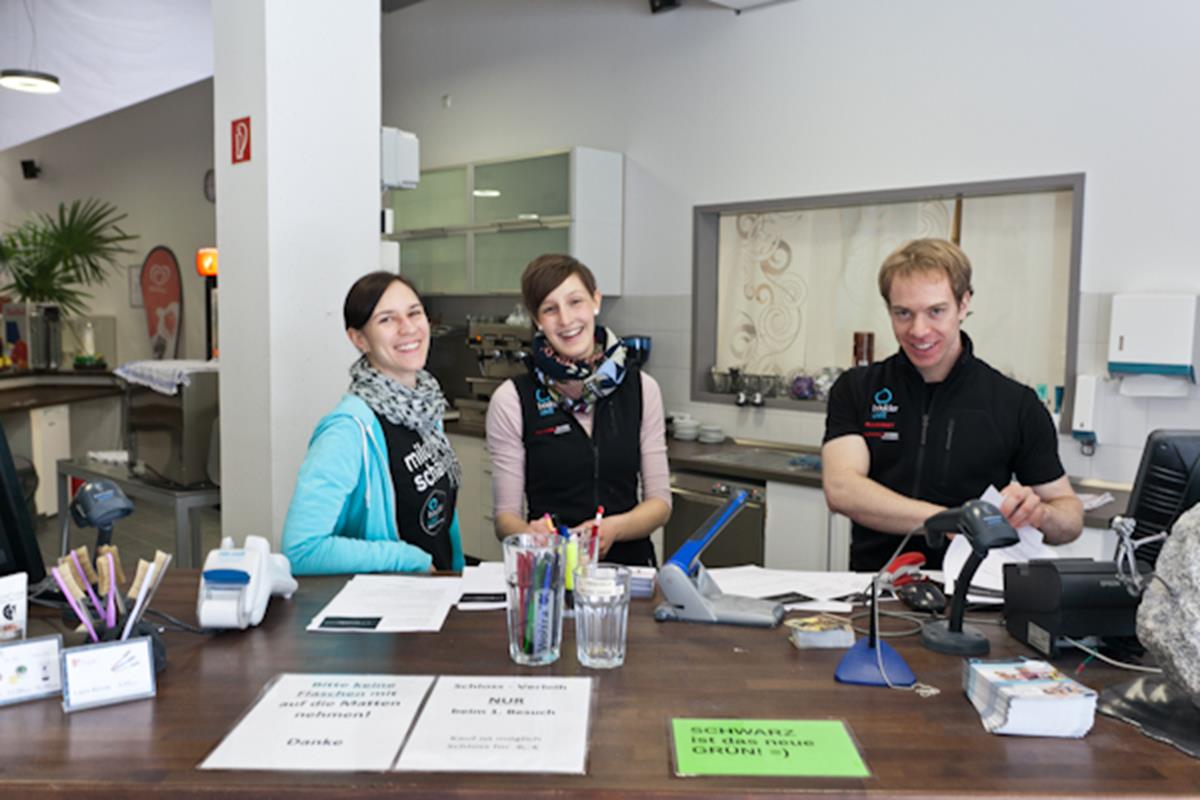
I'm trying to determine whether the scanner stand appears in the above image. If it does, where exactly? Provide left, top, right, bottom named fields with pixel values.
left=654, top=561, right=784, bottom=627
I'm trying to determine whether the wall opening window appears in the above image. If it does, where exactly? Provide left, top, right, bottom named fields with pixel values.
left=692, top=174, right=1084, bottom=430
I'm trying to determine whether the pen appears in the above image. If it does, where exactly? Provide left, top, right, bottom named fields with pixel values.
left=542, top=514, right=555, bottom=535
left=525, top=556, right=543, bottom=653
left=51, top=567, right=99, bottom=643
left=591, top=505, right=604, bottom=561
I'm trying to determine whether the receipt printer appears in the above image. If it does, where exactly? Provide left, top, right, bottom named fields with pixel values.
left=197, top=535, right=298, bottom=629
left=1003, top=559, right=1139, bottom=657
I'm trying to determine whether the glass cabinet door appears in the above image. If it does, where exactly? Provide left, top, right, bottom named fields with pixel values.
left=473, top=153, right=569, bottom=225
left=399, top=235, right=469, bottom=295
left=391, top=166, right=469, bottom=231
left=473, top=226, right=570, bottom=294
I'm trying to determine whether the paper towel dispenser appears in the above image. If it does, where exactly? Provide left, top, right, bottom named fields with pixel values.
left=1108, top=294, right=1199, bottom=397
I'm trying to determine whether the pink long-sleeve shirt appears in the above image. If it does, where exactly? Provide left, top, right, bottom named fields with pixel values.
left=485, top=371, right=672, bottom=521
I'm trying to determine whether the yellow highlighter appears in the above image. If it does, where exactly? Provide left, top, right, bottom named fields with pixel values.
left=565, top=535, right=579, bottom=591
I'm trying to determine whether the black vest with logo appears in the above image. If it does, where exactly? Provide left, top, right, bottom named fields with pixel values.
left=513, top=369, right=654, bottom=566
left=375, top=414, right=456, bottom=571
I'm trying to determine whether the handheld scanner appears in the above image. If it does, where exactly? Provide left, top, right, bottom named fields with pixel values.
left=666, top=489, right=749, bottom=576
left=923, top=499, right=1019, bottom=555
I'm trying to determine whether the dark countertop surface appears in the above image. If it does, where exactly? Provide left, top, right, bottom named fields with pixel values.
left=0, top=374, right=123, bottom=414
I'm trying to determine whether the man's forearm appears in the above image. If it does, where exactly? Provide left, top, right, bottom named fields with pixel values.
left=825, top=470, right=945, bottom=535
left=1039, top=495, right=1084, bottom=544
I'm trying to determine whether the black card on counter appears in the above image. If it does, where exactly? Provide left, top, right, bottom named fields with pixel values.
left=319, top=616, right=382, bottom=630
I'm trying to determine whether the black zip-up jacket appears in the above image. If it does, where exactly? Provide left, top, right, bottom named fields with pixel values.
left=823, top=332, right=1065, bottom=571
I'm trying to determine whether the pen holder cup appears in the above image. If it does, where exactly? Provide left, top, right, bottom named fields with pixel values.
left=503, top=533, right=566, bottom=666
left=99, top=619, right=168, bottom=673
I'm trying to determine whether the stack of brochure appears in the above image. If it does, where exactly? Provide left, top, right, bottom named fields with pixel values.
left=785, top=615, right=855, bottom=649
left=963, top=659, right=1096, bottom=737
left=629, top=566, right=656, bottom=598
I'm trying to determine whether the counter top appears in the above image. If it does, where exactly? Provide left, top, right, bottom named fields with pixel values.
left=0, top=382, right=123, bottom=414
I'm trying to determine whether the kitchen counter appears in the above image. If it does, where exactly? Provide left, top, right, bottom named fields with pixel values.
left=0, top=372, right=122, bottom=414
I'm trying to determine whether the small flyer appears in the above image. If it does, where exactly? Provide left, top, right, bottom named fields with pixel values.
left=395, top=675, right=593, bottom=774
left=0, top=634, right=62, bottom=706
left=671, top=718, right=870, bottom=778
left=200, top=673, right=434, bottom=772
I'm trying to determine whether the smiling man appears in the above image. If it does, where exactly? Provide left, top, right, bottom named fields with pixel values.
left=821, top=239, right=1083, bottom=571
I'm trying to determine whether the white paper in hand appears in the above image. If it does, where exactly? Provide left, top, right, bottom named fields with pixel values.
left=942, top=486, right=1059, bottom=604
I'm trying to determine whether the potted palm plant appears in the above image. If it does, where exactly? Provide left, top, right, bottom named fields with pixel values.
left=0, top=198, right=136, bottom=369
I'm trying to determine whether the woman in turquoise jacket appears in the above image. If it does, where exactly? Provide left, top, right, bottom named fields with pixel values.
left=282, top=272, right=463, bottom=575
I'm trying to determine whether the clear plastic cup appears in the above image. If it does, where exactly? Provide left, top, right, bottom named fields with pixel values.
left=503, top=532, right=566, bottom=666
left=573, top=563, right=631, bottom=669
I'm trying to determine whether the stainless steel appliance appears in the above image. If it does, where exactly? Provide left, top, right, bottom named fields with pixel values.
left=456, top=319, right=534, bottom=431
left=664, top=471, right=766, bottom=567
left=123, top=372, right=219, bottom=487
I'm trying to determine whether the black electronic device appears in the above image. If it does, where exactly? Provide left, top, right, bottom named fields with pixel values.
left=1123, top=429, right=1200, bottom=568
left=920, top=500, right=1019, bottom=656
left=20, top=159, right=40, bottom=179
left=896, top=580, right=947, bottom=613
left=0, top=420, right=47, bottom=584
left=1003, top=559, right=1140, bottom=657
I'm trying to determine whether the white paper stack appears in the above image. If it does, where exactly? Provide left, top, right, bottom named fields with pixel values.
left=963, top=659, right=1096, bottom=738
left=628, top=566, right=656, bottom=598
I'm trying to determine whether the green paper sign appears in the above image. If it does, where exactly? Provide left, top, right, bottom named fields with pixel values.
left=671, top=718, right=870, bottom=778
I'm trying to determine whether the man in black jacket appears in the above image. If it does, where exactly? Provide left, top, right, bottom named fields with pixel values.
left=821, top=239, right=1083, bottom=571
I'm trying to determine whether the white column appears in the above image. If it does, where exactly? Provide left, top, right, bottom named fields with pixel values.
left=213, top=1, right=380, bottom=545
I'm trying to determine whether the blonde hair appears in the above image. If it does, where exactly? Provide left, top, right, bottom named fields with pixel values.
left=878, top=239, right=973, bottom=305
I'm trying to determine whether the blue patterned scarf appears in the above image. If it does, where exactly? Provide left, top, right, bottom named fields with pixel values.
left=530, top=325, right=629, bottom=413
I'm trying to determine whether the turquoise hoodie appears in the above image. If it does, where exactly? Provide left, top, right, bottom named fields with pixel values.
left=282, top=394, right=463, bottom=576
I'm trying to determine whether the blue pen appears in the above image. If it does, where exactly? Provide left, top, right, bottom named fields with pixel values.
left=535, top=551, right=555, bottom=654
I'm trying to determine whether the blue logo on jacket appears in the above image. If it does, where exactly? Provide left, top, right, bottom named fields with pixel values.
left=535, top=388, right=556, bottom=417
left=871, top=387, right=899, bottom=420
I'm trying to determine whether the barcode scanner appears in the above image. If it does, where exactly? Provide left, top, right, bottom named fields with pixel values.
left=921, top=500, right=1019, bottom=656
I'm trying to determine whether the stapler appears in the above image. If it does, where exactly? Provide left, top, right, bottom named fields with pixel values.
left=654, top=490, right=784, bottom=628
left=197, top=535, right=298, bottom=629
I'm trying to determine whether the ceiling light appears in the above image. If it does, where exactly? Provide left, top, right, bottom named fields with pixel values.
left=0, top=69, right=60, bottom=94
left=473, top=189, right=501, bottom=198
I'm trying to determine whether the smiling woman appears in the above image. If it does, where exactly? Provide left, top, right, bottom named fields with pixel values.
left=485, top=254, right=672, bottom=566
left=280, top=271, right=464, bottom=576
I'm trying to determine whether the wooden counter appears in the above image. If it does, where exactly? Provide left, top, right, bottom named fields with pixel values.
left=6, top=571, right=1195, bottom=798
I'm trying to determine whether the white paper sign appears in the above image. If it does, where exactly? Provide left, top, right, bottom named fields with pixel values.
left=0, top=634, right=62, bottom=706
left=396, top=676, right=593, bottom=774
left=62, top=636, right=156, bottom=712
left=0, top=572, right=27, bottom=641
left=307, top=575, right=462, bottom=633
left=201, top=673, right=434, bottom=772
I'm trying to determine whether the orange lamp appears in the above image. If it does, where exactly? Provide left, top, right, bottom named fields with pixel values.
left=196, top=247, right=218, bottom=277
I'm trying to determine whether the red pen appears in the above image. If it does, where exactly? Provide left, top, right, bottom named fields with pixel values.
left=591, top=505, right=604, bottom=560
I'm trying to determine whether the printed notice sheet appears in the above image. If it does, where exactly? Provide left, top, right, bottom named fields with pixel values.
left=395, top=675, right=593, bottom=774
left=306, top=575, right=462, bottom=632
left=200, top=673, right=433, bottom=772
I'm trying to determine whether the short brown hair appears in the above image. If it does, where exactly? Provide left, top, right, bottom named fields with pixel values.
left=878, top=239, right=973, bottom=306
left=521, top=254, right=597, bottom=317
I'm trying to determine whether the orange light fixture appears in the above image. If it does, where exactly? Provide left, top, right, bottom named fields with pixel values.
left=196, top=247, right=218, bottom=277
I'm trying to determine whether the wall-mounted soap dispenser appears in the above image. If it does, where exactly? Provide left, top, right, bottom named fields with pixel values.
left=1107, top=293, right=1199, bottom=397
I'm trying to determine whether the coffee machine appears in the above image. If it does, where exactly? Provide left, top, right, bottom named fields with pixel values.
left=457, top=319, right=534, bottom=431
left=3, top=303, right=62, bottom=370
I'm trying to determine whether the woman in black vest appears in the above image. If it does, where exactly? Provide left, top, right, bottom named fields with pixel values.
left=484, top=255, right=671, bottom=566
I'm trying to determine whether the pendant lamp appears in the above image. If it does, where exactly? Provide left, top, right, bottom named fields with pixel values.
left=1, top=1, right=61, bottom=95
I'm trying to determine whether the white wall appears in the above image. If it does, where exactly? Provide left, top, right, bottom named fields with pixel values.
left=382, top=0, right=1200, bottom=483
left=0, top=80, right=215, bottom=363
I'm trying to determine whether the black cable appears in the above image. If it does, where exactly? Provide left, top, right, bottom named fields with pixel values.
left=143, top=607, right=218, bottom=635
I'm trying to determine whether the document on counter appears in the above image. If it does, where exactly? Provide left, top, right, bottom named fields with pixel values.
left=395, top=675, right=593, bottom=774
left=200, top=673, right=434, bottom=772
left=708, top=565, right=867, bottom=612
left=456, top=562, right=507, bottom=611
left=306, top=574, right=462, bottom=633
left=943, top=485, right=1060, bottom=604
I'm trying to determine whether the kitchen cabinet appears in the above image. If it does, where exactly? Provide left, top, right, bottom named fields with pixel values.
left=448, top=433, right=501, bottom=562
left=387, top=147, right=622, bottom=296
left=763, top=480, right=831, bottom=571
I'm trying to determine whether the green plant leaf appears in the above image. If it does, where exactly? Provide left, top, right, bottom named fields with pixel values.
left=0, top=198, right=136, bottom=316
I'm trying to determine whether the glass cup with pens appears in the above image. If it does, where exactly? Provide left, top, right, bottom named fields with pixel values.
left=503, top=532, right=566, bottom=666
